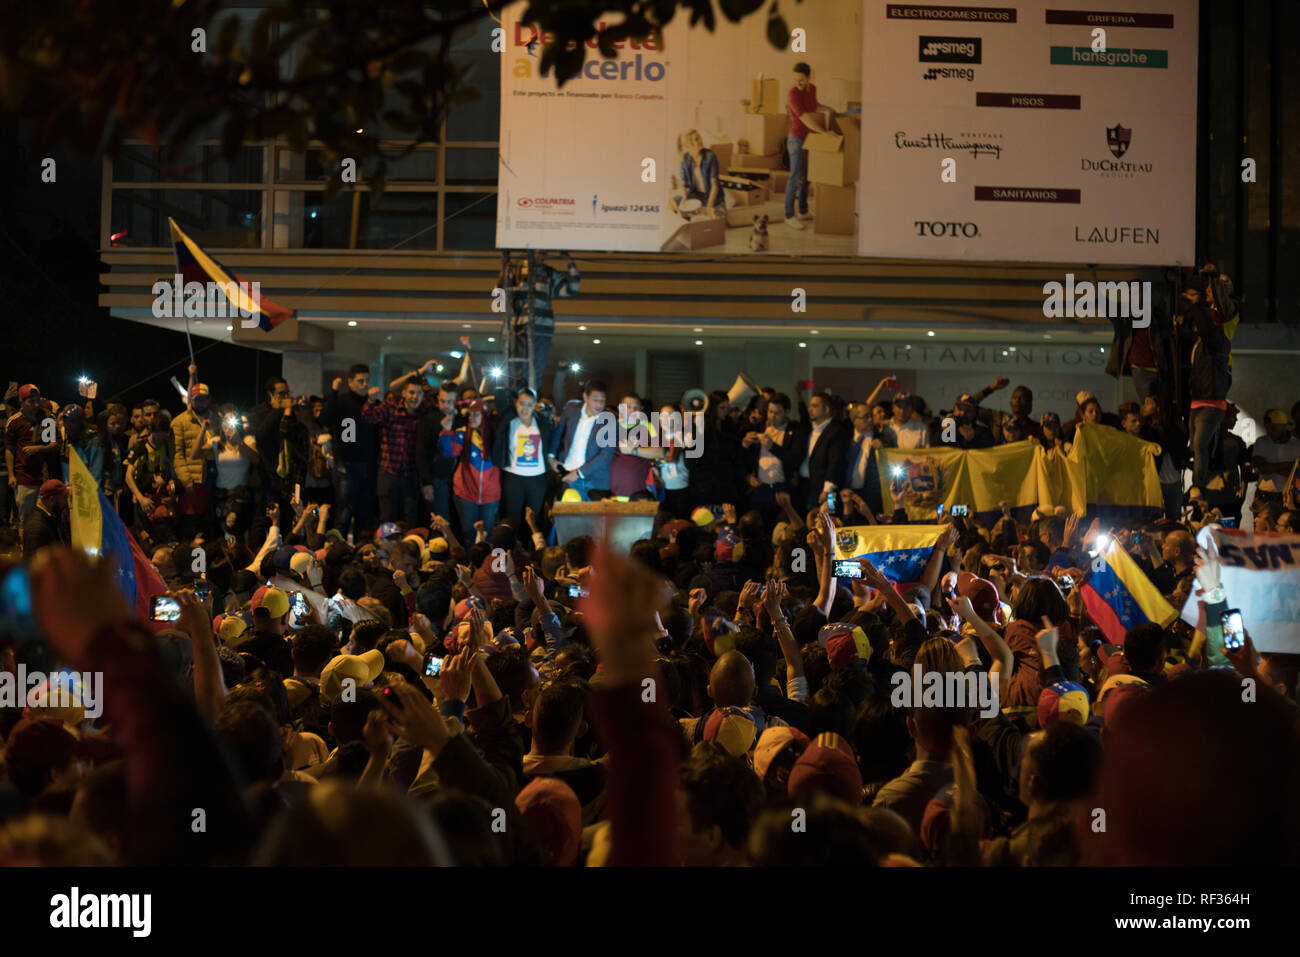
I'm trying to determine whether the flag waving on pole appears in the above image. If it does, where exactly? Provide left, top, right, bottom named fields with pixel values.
left=169, top=218, right=293, bottom=332
left=68, top=448, right=170, bottom=630
left=1079, top=536, right=1176, bottom=644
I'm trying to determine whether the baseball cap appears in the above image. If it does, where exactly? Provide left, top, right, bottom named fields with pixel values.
left=427, top=537, right=450, bottom=558
left=189, top=383, right=211, bottom=398
left=215, top=614, right=249, bottom=642
left=1093, top=641, right=1130, bottom=676
left=956, top=572, right=999, bottom=623
left=272, top=545, right=299, bottom=571
left=319, top=649, right=386, bottom=701
left=453, top=595, right=486, bottom=622
left=661, top=518, right=692, bottom=539
left=17, top=384, right=40, bottom=401
left=702, top=706, right=760, bottom=757
left=289, top=552, right=317, bottom=579
left=690, top=506, right=715, bottom=527
left=62, top=404, right=84, bottom=421
left=1097, top=673, right=1149, bottom=727
left=1037, top=680, right=1090, bottom=728
left=714, top=526, right=741, bottom=563
left=751, top=725, right=811, bottom=797
left=39, top=479, right=69, bottom=498
left=1264, top=409, right=1291, bottom=426
left=787, top=731, right=862, bottom=805
left=701, top=614, right=739, bottom=657
left=251, top=585, right=291, bottom=619
left=376, top=522, right=401, bottom=541
left=818, top=622, right=872, bottom=670
left=515, top=777, right=582, bottom=867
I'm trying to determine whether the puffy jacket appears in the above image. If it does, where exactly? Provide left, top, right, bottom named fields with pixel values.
left=171, top=407, right=214, bottom=487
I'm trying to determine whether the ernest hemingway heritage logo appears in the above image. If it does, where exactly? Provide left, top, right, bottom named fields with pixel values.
left=889, top=458, right=946, bottom=507
left=1107, top=123, right=1132, bottom=158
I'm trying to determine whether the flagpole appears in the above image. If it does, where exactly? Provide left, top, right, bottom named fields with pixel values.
left=168, top=218, right=197, bottom=394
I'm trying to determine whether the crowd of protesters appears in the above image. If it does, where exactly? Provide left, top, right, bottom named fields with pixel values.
left=2, top=264, right=1300, bottom=866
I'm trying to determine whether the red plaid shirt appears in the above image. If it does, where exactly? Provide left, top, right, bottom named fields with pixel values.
left=361, top=399, right=431, bottom=476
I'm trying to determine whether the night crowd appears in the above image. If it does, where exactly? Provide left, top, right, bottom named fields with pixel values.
left=1, top=265, right=1299, bottom=867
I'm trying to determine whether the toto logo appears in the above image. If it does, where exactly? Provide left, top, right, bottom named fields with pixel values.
left=914, top=221, right=980, bottom=237
left=516, top=198, right=534, bottom=208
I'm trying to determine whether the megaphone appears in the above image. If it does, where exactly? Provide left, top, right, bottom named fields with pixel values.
left=682, top=388, right=709, bottom=415
left=727, top=372, right=759, bottom=409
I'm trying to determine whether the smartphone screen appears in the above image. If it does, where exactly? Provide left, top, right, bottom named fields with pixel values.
left=290, top=591, right=310, bottom=624
left=194, top=580, right=211, bottom=600
left=424, top=652, right=444, bottom=676
left=0, top=565, right=39, bottom=637
left=951, top=504, right=968, bottom=517
left=826, top=491, right=837, bottom=511
left=1220, top=517, right=1237, bottom=528
left=1220, top=609, right=1245, bottom=651
left=569, top=584, right=590, bottom=599
left=833, top=559, right=864, bottom=579
left=150, top=595, right=181, bottom=622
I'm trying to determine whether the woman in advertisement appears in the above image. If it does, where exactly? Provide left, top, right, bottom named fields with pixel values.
left=669, top=129, right=726, bottom=220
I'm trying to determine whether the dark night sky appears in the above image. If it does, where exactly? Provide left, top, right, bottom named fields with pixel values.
left=2, top=127, right=278, bottom=414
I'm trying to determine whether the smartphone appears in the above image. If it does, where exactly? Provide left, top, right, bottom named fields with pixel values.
left=194, top=580, right=211, bottom=601
left=936, top=503, right=945, bottom=518
left=1220, top=608, right=1245, bottom=651
left=568, top=584, right=590, bottom=599
left=290, top=591, right=310, bottom=622
left=1220, top=517, right=1237, bottom=528
left=423, top=651, right=445, bottom=677
left=150, top=595, right=181, bottom=622
left=833, top=559, right=864, bottom=579
left=951, top=504, right=968, bottom=517
left=0, top=565, right=39, bottom=638
left=826, top=491, right=837, bottom=511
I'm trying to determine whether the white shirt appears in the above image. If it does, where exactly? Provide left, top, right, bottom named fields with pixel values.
left=891, top=417, right=929, bottom=450
left=757, top=426, right=788, bottom=485
left=1253, top=435, right=1300, bottom=466
left=563, top=406, right=599, bottom=473
left=507, top=418, right=545, bottom=477
left=800, top=418, right=830, bottom=479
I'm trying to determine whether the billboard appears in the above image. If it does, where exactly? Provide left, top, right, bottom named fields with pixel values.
left=857, top=0, right=1198, bottom=264
left=496, top=0, right=863, bottom=254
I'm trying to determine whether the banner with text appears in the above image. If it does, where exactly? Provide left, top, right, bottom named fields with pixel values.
left=497, top=0, right=863, bottom=255
left=858, top=0, right=1197, bottom=264
left=1180, top=527, right=1300, bottom=655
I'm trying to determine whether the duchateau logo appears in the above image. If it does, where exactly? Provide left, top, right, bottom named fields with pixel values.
left=1082, top=124, right=1151, bottom=178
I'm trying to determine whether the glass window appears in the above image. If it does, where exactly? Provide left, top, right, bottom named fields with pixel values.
left=444, top=148, right=496, bottom=186
left=113, top=145, right=264, bottom=183
left=446, top=18, right=500, bottom=142
left=443, top=192, right=497, bottom=250
left=297, top=191, right=439, bottom=250
left=109, top=190, right=263, bottom=247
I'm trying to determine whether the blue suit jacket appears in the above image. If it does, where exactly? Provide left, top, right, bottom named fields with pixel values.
left=549, top=400, right=617, bottom=490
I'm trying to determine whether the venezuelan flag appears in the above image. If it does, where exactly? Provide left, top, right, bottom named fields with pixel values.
left=68, top=449, right=170, bottom=630
left=834, top=524, right=947, bottom=585
left=170, top=218, right=293, bottom=332
left=1079, top=537, right=1176, bottom=644
left=1285, top=459, right=1300, bottom=511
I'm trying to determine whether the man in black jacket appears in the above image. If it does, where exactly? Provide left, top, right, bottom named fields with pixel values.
left=742, top=393, right=804, bottom=528
left=492, top=387, right=554, bottom=534
left=800, top=393, right=850, bottom=513
left=21, top=479, right=70, bottom=559
left=415, top=381, right=463, bottom=531
left=1174, top=278, right=1233, bottom=491
left=325, top=365, right=378, bottom=538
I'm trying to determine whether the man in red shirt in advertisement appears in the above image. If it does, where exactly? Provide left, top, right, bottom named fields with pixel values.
left=784, top=62, right=819, bottom=231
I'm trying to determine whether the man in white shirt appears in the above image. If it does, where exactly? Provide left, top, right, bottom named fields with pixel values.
left=884, top=392, right=929, bottom=450
left=1252, top=409, right=1300, bottom=477
left=549, top=380, right=615, bottom=498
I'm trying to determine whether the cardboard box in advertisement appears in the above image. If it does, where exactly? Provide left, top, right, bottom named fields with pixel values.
left=768, top=169, right=791, bottom=193
left=730, top=153, right=783, bottom=171
left=709, top=142, right=733, bottom=173
left=804, top=114, right=860, bottom=187
left=726, top=199, right=783, bottom=229
left=724, top=184, right=770, bottom=207
left=661, top=216, right=726, bottom=251
left=748, top=77, right=781, bottom=115
left=741, top=112, right=786, bottom=157
left=813, top=183, right=855, bottom=235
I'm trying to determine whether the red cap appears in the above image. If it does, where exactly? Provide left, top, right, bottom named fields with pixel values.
left=17, top=384, right=40, bottom=401
left=39, top=479, right=69, bottom=498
